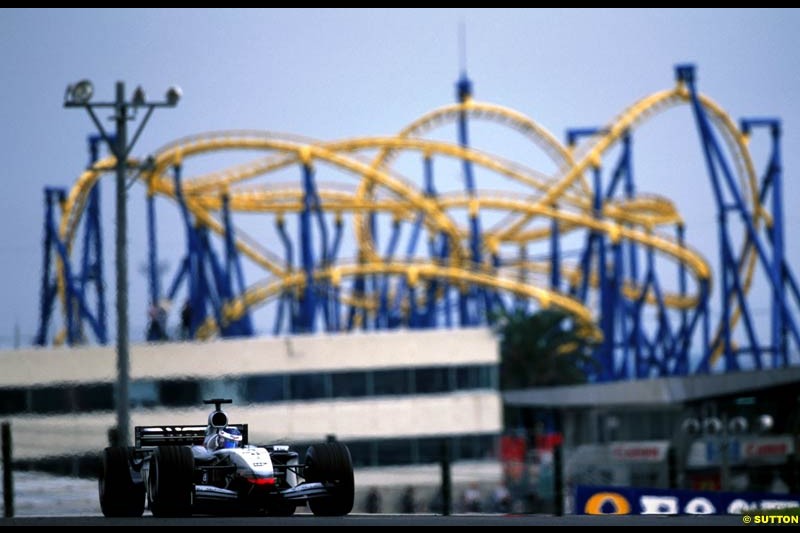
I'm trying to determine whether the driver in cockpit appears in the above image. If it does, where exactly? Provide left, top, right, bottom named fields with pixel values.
left=204, top=426, right=243, bottom=451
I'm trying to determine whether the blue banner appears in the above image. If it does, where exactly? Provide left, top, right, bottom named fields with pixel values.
left=576, top=485, right=800, bottom=515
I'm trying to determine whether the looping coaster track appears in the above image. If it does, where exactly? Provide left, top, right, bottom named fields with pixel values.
left=37, top=64, right=800, bottom=381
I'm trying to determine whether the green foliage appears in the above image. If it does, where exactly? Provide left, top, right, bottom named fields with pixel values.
left=495, top=308, right=597, bottom=390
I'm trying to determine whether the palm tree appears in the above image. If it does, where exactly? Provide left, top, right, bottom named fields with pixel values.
left=495, top=308, right=597, bottom=389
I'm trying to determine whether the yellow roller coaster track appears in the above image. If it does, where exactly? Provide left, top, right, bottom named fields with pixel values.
left=55, top=80, right=766, bottom=367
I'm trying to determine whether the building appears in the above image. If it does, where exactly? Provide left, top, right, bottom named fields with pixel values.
left=0, top=327, right=500, bottom=472
left=504, top=367, right=800, bottom=498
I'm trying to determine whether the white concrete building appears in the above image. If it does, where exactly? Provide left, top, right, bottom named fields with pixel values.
left=0, top=328, right=501, bottom=467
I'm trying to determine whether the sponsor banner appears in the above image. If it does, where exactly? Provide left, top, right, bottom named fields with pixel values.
left=741, top=436, right=794, bottom=460
left=609, top=441, right=669, bottom=463
left=687, top=434, right=794, bottom=468
left=576, top=485, right=800, bottom=515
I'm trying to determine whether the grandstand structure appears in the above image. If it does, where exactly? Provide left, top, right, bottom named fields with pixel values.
left=36, top=64, right=800, bottom=381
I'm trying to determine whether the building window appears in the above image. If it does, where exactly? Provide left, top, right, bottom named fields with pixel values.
left=373, top=369, right=409, bottom=396
left=13, top=363, right=499, bottom=415
left=31, top=386, right=73, bottom=414
left=289, top=373, right=328, bottom=401
left=130, top=380, right=159, bottom=408
left=200, top=378, right=245, bottom=404
left=415, top=367, right=452, bottom=394
left=245, top=375, right=285, bottom=403
left=331, top=372, right=368, bottom=398
left=0, top=388, right=27, bottom=415
left=338, top=434, right=496, bottom=467
left=344, top=441, right=375, bottom=467
left=418, top=436, right=446, bottom=464
left=377, top=439, right=414, bottom=466
left=455, top=434, right=496, bottom=460
left=159, top=380, right=199, bottom=407
left=75, top=383, right=114, bottom=412
left=457, top=365, right=480, bottom=389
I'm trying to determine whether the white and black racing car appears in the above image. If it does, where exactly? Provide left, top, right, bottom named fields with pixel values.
left=99, top=399, right=354, bottom=517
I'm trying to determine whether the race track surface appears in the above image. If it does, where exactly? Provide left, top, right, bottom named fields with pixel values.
left=1, top=514, right=747, bottom=527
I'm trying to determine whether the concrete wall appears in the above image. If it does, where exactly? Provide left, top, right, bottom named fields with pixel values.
left=0, top=327, right=498, bottom=385
left=8, top=393, right=501, bottom=460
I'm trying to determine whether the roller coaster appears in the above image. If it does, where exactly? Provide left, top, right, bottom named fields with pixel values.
left=36, top=64, right=800, bottom=381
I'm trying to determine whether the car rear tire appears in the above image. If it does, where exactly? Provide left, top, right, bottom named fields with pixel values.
left=304, top=441, right=354, bottom=516
left=99, top=446, right=145, bottom=517
left=148, top=446, right=194, bottom=517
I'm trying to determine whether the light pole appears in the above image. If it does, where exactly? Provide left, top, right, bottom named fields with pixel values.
left=64, top=80, right=181, bottom=446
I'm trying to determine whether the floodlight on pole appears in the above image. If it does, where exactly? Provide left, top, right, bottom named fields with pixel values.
left=166, top=86, right=182, bottom=106
left=132, top=86, right=146, bottom=107
left=67, top=79, right=94, bottom=105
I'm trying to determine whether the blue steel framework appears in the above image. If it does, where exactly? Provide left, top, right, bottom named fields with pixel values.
left=36, top=135, right=108, bottom=346
left=37, top=65, right=800, bottom=381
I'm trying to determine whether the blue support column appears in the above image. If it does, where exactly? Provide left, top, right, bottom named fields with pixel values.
left=440, top=234, right=453, bottom=328
left=328, top=214, right=344, bottom=263
left=456, top=73, right=485, bottom=326
left=298, top=163, right=317, bottom=332
left=604, top=133, right=631, bottom=200
left=166, top=257, right=189, bottom=301
left=332, top=283, right=341, bottom=332
left=310, top=185, right=330, bottom=331
left=37, top=185, right=106, bottom=346
left=700, top=286, right=711, bottom=373
left=367, top=210, right=379, bottom=331
left=35, top=189, right=61, bottom=346
left=47, top=211, right=104, bottom=342
left=516, top=245, right=529, bottom=312
left=743, top=119, right=788, bottom=366
left=38, top=134, right=109, bottom=346
left=768, top=123, right=786, bottom=365
left=328, top=215, right=344, bottom=332
left=593, top=165, right=611, bottom=381
left=221, top=192, right=253, bottom=336
left=146, top=183, right=160, bottom=310
left=407, top=285, right=418, bottom=328
left=622, top=136, right=640, bottom=377
left=610, top=238, right=623, bottom=378
left=85, top=135, right=107, bottom=344
left=197, top=227, right=225, bottom=331
left=378, top=220, right=402, bottom=328
left=173, top=164, right=207, bottom=338
left=624, top=140, right=639, bottom=286
left=767, top=123, right=786, bottom=366
left=679, top=64, right=800, bottom=370
left=144, top=180, right=165, bottom=342
left=422, top=155, right=443, bottom=327
left=77, top=188, right=97, bottom=341
left=276, top=215, right=293, bottom=334
left=677, top=224, right=688, bottom=343
left=274, top=293, right=286, bottom=335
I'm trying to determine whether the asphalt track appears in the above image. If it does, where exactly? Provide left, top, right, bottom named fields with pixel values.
left=1, top=514, right=747, bottom=526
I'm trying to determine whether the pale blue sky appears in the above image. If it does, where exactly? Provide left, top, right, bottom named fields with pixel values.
left=1, top=8, right=798, bottom=347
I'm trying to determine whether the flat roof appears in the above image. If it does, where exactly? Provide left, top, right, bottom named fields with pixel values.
left=502, top=365, right=800, bottom=408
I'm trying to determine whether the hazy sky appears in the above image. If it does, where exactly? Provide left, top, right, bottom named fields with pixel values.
left=1, top=8, right=798, bottom=348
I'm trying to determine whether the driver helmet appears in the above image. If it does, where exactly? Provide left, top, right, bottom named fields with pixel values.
left=218, top=426, right=243, bottom=449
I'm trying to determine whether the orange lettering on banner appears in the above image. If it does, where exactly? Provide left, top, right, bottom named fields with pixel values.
left=584, top=492, right=632, bottom=515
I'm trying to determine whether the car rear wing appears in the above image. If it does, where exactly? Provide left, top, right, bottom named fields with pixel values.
left=135, top=424, right=249, bottom=448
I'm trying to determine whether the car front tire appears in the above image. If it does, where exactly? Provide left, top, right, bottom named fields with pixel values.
left=304, top=441, right=354, bottom=516
left=99, top=446, right=145, bottom=517
left=148, top=446, right=194, bottom=517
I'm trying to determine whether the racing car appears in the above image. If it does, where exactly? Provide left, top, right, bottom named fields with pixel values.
left=98, top=399, right=354, bottom=517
